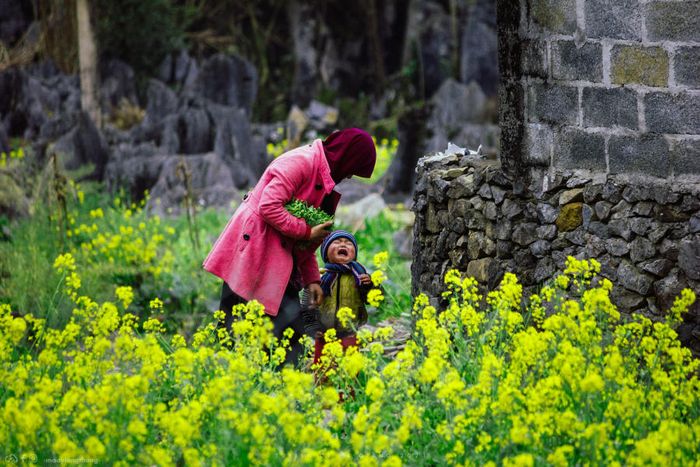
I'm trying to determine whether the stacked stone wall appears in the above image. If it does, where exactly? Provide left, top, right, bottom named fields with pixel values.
left=412, top=154, right=700, bottom=354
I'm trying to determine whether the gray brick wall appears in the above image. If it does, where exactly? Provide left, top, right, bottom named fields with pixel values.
left=511, top=0, right=700, bottom=178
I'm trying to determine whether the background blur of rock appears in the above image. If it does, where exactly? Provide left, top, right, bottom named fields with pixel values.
left=0, top=0, right=499, bottom=217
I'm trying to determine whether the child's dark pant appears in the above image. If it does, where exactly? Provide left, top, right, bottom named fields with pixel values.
left=218, top=281, right=305, bottom=366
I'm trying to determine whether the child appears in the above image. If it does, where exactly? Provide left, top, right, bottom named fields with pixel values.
left=302, top=230, right=372, bottom=364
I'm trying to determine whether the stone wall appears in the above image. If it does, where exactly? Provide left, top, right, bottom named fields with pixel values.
left=412, top=153, right=700, bottom=354
left=497, top=0, right=700, bottom=179
left=416, top=2, right=700, bottom=350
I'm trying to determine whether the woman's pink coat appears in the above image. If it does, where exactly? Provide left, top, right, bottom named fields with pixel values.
left=202, top=139, right=339, bottom=315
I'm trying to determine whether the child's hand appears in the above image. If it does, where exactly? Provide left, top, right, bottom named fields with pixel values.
left=359, top=274, right=372, bottom=285
left=307, top=282, right=324, bottom=306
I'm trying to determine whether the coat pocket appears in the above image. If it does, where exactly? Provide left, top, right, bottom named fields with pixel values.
left=238, top=215, right=256, bottom=252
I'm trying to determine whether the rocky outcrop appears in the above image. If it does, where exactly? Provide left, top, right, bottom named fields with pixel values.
left=383, top=79, right=499, bottom=200
left=0, top=52, right=267, bottom=216
left=0, top=0, right=33, bottom=46
left=460, top=0, right=499, bottom=96
left=425, top=79, right=499, bottom=155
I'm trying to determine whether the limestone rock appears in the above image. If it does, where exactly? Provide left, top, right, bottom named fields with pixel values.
left=502, top=198, right=523, bottom=219
left=512, top=222, right=539, bottom=246
left=335, top=193, right=387, bottom=231
left=530, top=239, right=552, bottom=257
left=608, top=219, right=633, bottom=241
left=654, top=269, right=689, bottom=311
left=629, top=237, right=656, bottom=263
left=468, top=231, right=486, bottom=258
left=594, top=200, right=612, bottom=220
left=534, top=257, right=556, bottom=282
left=559, top=188, right=584, bottom=205
left=536, top=224, right=557, bottom=240
left=49, top=111, right=110, bottom=179
left=605, top=238, right=630, bottom=257
left=556, top=202, right=583, bottom=231
left=617, top=260, right=654, bottom=295
left=588, top=221, right=611, bottom=239
left=484, top=201, right=498, bottom=220
left=392, top=227, right=413, bottom=259
left=146, top=153, right=240, bottom=216
left=678, top=238, right=700, bottom=280
left=690, top=214, right=700, bottom=233
left=466, top=257, right=494, bottom=284
left=491, top=185, right=506, bottom=204
left=611, top=287, right=646, bottom=311
left=478, top=183, right=493, bottom=199
left=496, top=220, right=513, bottom=240
left=194, top=53, right=258, bottom=114
left=447, top=174, right=476, bottom=198
left=640, top=258, right=673, bottom=277
left=536, top=203, right=559, bottom=224
left=449, top=198, right=471, bottom=218
left=426, top=205, right=440, bottom=233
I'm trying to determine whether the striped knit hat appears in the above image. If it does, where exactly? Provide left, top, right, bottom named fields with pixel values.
left=321, top=230, right=358, bottom=263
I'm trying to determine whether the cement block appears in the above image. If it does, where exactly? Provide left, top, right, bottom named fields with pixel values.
left=527, top=83, right=578, bottom=125
left=611, top=45, right=669, bottom=87
left=585, top=0, right=643, bottom=40
left=645, top=2, right=700, bottom=42
left=529, top=0, right=577, bottom=34
left=551, top=41, right=603, bottom=82
left=582, top=87, right=638, bottom=129
left=675, top=46, right=700, bottom=89
left=609, top=134, right=670, bottom=177
left=554, top=127, right=606, bottom=170
left=524, top=124, right=553, bottom=166
left=522, top=40, right=548, bottom=79
left=645, top=92, right=700, bottom=134
left=671, top=138, right=700, bottom=175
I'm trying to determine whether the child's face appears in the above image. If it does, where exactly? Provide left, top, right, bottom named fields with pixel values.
left=326, top=237, right=356, bottom=264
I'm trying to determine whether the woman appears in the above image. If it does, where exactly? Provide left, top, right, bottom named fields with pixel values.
left=202, top=128, right=376, bottom=364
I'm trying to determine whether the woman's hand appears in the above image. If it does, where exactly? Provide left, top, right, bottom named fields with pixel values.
left=308, top=221, right=333, bottom=242
left=307, top=282, right=324, bottom=306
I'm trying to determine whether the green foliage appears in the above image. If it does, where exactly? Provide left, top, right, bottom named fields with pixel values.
left=94, top=0, right=195, bottom=75
left=362, top=136, right=398, bottom=185
left=0, top=183, right=226, bottom=333
left=285, top=199, right=333, bottom=226
left=337, top=95, right=371, bottom=131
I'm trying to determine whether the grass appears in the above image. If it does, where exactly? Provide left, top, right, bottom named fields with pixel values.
left=0, top=181, right=411, bottom=333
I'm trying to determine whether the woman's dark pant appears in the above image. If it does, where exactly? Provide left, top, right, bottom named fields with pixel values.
left=218, top=281, right=305, bottom=366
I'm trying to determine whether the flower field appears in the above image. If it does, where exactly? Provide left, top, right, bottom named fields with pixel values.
left=2, top=232, right=699, bottom=465
left=1, top=181, right=699, bottom=465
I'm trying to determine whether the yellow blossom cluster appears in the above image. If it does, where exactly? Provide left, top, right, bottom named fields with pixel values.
left=366, top=251, right=389, bottom=308
left=66, top=194, right=174, bottom=278
left=0, top=256, right=698, bottom=465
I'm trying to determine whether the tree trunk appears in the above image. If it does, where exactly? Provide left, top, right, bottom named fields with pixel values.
left=76, top=0, right=100, bottom=127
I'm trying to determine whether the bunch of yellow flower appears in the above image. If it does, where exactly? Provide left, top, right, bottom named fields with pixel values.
left=0, top=255, right=697, bottom=465
left=0, top=146, right=25, bottom=168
